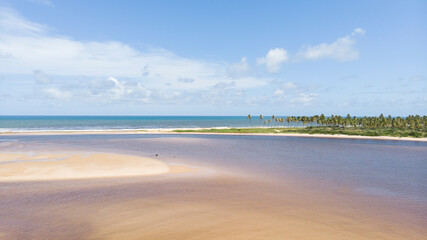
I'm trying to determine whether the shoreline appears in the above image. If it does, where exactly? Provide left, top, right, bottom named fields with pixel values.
left=1, top=128, right=427, bottom=142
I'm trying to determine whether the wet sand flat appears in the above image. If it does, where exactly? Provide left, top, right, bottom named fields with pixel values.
left=0, top=135, right=426, bottom=239
left=0, top=153, right=171, bottom=181
left=1, top=171, right=425, bottom=240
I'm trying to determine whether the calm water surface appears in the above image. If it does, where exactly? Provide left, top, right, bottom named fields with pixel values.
left=2, top=134, right=426, bottom=204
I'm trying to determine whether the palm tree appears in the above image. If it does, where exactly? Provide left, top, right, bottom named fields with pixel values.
left=254, top=113, right=425, bottom=131
left=247, top=114, right=252, bottom=128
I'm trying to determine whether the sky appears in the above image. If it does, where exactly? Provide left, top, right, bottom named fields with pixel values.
left=0, top=0, right=426, bottom=116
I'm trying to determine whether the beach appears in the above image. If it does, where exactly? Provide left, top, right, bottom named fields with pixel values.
left=1, top=133, right=426, bottom=239
left=2, top=129, right=427, bottom=142
left=0, top=152, right=178, bottom=181
left=2, top=0, right=426, bottom=238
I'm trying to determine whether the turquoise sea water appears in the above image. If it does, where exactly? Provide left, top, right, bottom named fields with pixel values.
left=0, top=116, right=294, bottom=132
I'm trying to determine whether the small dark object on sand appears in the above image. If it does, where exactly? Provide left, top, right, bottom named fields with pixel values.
left=155, top=154, right=158, bottom=157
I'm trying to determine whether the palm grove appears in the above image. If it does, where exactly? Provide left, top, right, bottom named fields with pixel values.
left=243, top=114, right=427, bottom=138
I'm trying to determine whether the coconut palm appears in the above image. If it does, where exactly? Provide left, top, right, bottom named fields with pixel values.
left=254, top=114, right=425, bottom=130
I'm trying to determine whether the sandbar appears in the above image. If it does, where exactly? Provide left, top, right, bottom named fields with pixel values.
left=0, top=145, right=425, bottom=239
left=1, top=129, right=426, bottom=142
left=0, top=152, right=172, bottom=181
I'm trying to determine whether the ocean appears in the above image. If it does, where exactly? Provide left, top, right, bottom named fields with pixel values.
left=0, top=116, right=295, bottom=132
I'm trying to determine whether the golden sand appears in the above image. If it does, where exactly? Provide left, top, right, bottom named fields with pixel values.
left=2, top=130, right=426, bottom=141
left=0, top=152, right=425, bottom=239
left=0, top=153, right=30, bottom=162
left=0, top=153, right=170, bottom=181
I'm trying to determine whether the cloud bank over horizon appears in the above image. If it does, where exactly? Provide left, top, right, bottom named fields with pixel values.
left=0, top=7, right=324, bottom=109
left=0, top=2, right=425, bottom=116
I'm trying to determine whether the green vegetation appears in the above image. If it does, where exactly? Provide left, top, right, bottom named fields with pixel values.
left=174, top=114, right=427, bottom=138
left=283, top=114, right=427, bottom=129
left=173, top=126, right=426, bottom=138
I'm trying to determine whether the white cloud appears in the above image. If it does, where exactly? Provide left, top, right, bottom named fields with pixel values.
left=0, top=8, right=327, bottom=108
left=291, top=93, right=318, bottom=105
left=273, top=82, right=297, bottom=96
left=0, top=8, right=47, bottom=35
left=0, top=8, right=267, bottom=93
left=108, top=77, right=129, bottom=99
left=77, top=76, right=152, bottom=104
left=44, top=87, right=72, bottom=99
left=257, top=48, right=289, bottom=73
left=273, top=89, right=284, bottom=96
left=297, top=28, right=365, bottom=61
left=33, top=70, right=51, bottom=83
left=281, top=81, right=297, bottom=90
left=351, top=28, right=365, bottom=36
left=227, top=57, right=250, bottom=77
left=271, top=81, right=318, bottom=106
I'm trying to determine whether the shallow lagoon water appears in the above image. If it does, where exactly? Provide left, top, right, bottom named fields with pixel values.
left=3, top=134, right=425, bottom=203
left=0, top=134, right=426, bottom=239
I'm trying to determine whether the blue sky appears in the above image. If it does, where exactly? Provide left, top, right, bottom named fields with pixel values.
left=0, top=0, right=426, bottom=116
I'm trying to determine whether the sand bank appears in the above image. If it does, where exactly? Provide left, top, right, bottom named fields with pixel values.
left=1, top=128, right=426, bottom=141
left=172, top=131, right=427, bottom=142
left=0, top=152, right=173, bottom=181
left=0, top=141, right=425, bottom=239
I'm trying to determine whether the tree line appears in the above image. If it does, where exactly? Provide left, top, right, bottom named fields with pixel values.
left=248, top=114, right=427, bottom=129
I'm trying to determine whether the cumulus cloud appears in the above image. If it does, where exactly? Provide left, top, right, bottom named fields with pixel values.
left=199, top=81, right=244, bottom=105
left=257, top=48, right=289, bottom=73
left=273, top=82, right=297, bottom=96
left=291, top=93, right=318, bottom=105
left=281, top=82, right=297, bottom=90
left=0, top=7, right=266, bottom=93
left=272, top=81, right=318, bottom=106
left=351, top=28, right=365, bottom=36
left=297, top=28, right=365, bottom=61
left=227, top=57, right=250, bottom=77
left=71, top=76, right=151, bottom=104
left=273, top=89, right=284, bottom=96
left=0, top=7, right=327, bottom=109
